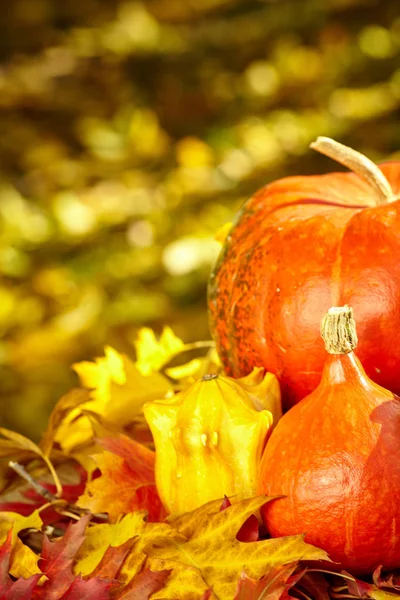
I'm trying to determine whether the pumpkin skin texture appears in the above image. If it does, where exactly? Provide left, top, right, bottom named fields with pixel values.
left=258, top=345, right=400, bottom=574
left=208, top=163, right=400, bottom=409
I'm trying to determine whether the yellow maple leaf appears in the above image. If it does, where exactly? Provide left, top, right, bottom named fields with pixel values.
left=75, top=496, right=328, bottom=600
left=0, top=510, right=43, bottom=579
left=75, top=510, right=175, bottom=583
left=134, top=326, right=185, bottom=375
left=73, top=346, right=173, bottom=421
left=51, top=346, right=173, bottom=455
left=74, top=511, right=144, bottom=577
left=144, top=496, right=331, bottom=600
left=75, top=509, right=208, bottom=598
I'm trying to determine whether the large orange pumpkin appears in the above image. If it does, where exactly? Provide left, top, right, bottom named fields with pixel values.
left=208, top=138, right=400, bottom=409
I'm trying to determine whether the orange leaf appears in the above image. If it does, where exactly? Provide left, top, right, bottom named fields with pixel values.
left=78, top=435, right=166, bottom=522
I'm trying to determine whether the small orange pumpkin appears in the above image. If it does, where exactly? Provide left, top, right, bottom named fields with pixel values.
left=258, top=306, right=400, bottom=574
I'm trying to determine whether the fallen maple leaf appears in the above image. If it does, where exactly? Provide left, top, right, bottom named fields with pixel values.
left=134, top=325, right=219, bottom=387
left=74, top=508, right=209, bottom=598
left=75, top=510, right=176, bottom=583
left=50, top=346, right=173, bottom=457
left=73, top=346, right=172, bottom=426
left=37, top=514, right=91, bottom=600
left=77, top=435, right=165, bottom=522
left=134, top=327, right=185, bottom=375
left=144, top=496, right=331, bottom=600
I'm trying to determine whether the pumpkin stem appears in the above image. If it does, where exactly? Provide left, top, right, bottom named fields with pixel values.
left=320, top=306, right=358, bottom=355
left=310, top=136, right=394, bottom=206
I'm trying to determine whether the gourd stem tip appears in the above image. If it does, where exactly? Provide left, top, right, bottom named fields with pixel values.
left=321, top=305, right=358, bottom=355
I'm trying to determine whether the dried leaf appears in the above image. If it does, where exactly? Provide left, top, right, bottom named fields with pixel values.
left=75, top=512, right=177, bottom=588
left=54, top=347, right=172, bottom=455
left=144, top=496, right=330, bottom=600
left=77, top=435, right=165, bottom=522
left=165, top=348, right=221, bottom=388
left=40, top=389, right=91, bottom=457
left=74, top=346, right=172, bottom=422
left=134, top=327, right=184, bottom=375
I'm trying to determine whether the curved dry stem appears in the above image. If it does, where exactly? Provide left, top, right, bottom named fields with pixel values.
left=310, top=136, right=394, bottom=205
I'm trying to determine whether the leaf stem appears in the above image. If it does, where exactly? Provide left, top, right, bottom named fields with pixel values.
left=293, top=588, right=313, bottom=600
left=9, top=461, right=56, bottom=502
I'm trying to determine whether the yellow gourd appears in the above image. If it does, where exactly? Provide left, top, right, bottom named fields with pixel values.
left=144, top=368, right=280, bottom=514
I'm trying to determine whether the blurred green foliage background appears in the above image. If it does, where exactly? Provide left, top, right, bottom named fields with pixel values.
left=0, top=0, right=399, bottom=438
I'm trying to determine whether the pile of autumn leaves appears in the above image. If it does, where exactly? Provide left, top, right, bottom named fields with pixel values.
left=0, top=329, right=399, bottom=600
